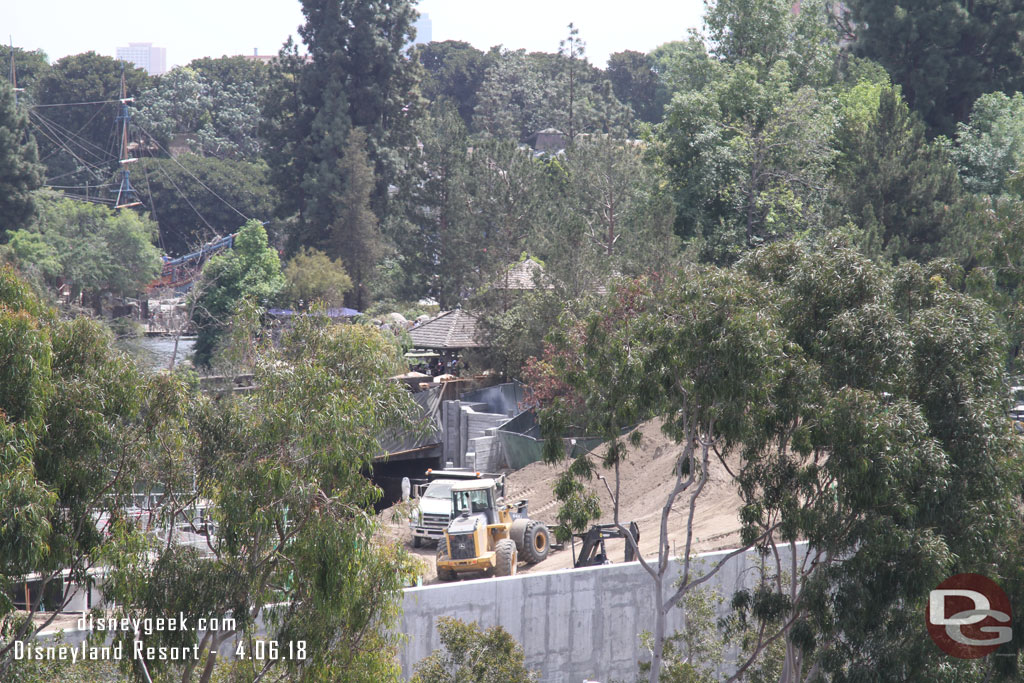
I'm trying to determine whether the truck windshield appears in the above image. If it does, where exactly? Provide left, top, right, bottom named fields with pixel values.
left=424, top=482, right=454, bottom=499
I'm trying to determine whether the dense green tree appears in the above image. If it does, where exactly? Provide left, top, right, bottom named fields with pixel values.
left=331, top=128, right=382, bottom=312
left=464, top=140, right=551, bottom=280
left=136, top=155, right=278, bottom=255
left=0, top=83, right=44, bottom=237
left=0, top=267, right=189, bottom=678
left=660, top=61, right=836, bottom=262
left=281, top=246, right=352, bottom=308
left=473, top=49, right=546, bottom=142
left=7, top=192, right=161, bottom=308
left=649, top=38, right=716, bottom=106
left=704, top=0, right=840, bottom=88
left=31, top=53, right=151, bottom=188
left=191, top=219, right=284, bottom=367
left=545, top=135, right=676, bottom=292
left=832, top=83, right=962, bottom=261
left=948, top=91, right=1024, bottom=197
left=474, top=46, right=631, bottom=143
left=187, top=55, right=268, bottom=90
left=103, top=312, right=417, bottom=683
left=606, top=50, right=662, bottom=123
left=403, top=102, right=474, bottom=307
left=266, top=0, right=419, bottom=247
left=0, top=46, right=51, bottom=101
left=847, top=0, right=1024, bottom=137
left=134, top=66, right=265, bottom=160
left=412, top=617, right=538, bottom=683
left=414, top=40, right=493, bottom=126
left=531, top=241, right=1023, bottom=682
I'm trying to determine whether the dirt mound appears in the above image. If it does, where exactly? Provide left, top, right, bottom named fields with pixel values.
left=376, top=418, right=745, bottom=584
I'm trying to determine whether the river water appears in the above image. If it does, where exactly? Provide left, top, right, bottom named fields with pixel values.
left=116, top=336, right=196, bottom=372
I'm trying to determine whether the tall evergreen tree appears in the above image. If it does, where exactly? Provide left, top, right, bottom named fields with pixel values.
left=0, top=83, right=44, bottom=237
left=404, top=102, right=474, bottom=308
left=833, top=83, right=962, bottom=261
left=847, top=0, right=1024, bottom=136
left=331, top=128, right=381, bottom=312
left=265, top=0, right=419, bottom=251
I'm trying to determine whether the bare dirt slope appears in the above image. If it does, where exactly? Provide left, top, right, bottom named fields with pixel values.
left=377, top=419, right=745, bottom=584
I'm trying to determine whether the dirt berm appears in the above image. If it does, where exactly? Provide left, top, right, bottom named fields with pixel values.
left=377, top=418, right=745, bottom=584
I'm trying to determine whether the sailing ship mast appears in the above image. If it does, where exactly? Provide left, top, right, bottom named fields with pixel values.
left=114, top=70, right=141, bottom=209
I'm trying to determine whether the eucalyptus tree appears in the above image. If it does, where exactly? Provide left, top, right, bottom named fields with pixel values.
left=103, top=308, right=420, bottom=683
left=531, top=240, right=1023, bottom=682
left=0, top=266, right=191, bottom=679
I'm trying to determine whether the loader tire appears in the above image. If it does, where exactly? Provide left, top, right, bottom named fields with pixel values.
left=436, top=544, right=457, bottom=582
left=510, top=518, right=530, bottom=553
left=495, top=539, right=517, bottom=577
left=521, top=521, right=550, bottom=564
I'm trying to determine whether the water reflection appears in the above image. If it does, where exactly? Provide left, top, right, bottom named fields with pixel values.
left=116, top=336, right=196, bottom=372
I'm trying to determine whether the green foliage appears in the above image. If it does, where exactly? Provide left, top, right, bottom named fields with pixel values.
left=0, top=267, right=189, bottom=677
left=102, top=311, right=418, bottom=683
left=400, top=101, right=475, bottom=307
left=331, top=127, right=382, bottom=312
left=649, top=38, right=716, bottom=109
left=473, top=46, right=631, bottom=142
left=414, top=40, right=493, bottom=126
left=660, top=61, right=836, bottom=262
left=704, top=0, right=840, bottom=88
left=411, top=617, right=538, bottom=683
left=10, top=192, right=161, bottom=307
left=32, top=52, right=151, bottom=187
left=266, top=0, right=419, bottom=241
left=552, top=135, right=677, bottom=284
left=639, top=589, right=731, bottom=683
left=134, top=65, right=266, bottom=160
left=948, top=91, right=1024, bottom=197
left=846, top=0, right=1024, bottom=136
left=532, top=240, right=1023, bottom=681
left=832, top=83, right=963, bottom=262
left=0, top=46, right=51, bottom=101
left=282, top=246, right=352, bottom=308
left=136, top=155, right=279, bottom=255
left=0, top=82, right=44, bottom=237
left=606, top=50, right=662, bottom=123
left=191, top=219, right=284, bottom=367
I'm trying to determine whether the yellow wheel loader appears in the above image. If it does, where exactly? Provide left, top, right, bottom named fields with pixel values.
left=436, top=478, right=550, bottom=580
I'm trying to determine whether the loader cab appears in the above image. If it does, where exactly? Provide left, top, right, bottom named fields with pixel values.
left=452, top=480, right=498, bottom=525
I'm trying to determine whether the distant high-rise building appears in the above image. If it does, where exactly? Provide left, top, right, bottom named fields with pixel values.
left=413, top=13, right=432, bottom=45
left=116, top=42, right=167, bottom=75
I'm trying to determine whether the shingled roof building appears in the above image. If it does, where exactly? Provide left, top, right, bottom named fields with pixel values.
left=490, top=257, right=553, bottom=292
left=408, top=309, right=485, bottom=351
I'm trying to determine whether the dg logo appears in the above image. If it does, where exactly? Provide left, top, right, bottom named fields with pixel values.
left=927, top=573, right=1012, bottom=659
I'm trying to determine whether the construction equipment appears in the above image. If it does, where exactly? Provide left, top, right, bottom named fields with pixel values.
left=571, top=522, right=640, bottom=568
left=409, top=469, right=505, bottom=548
left=436, top=478, right=550, bottom=580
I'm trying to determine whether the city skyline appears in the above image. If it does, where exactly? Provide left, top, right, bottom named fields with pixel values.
left=4, top=0, right=705, bottom=70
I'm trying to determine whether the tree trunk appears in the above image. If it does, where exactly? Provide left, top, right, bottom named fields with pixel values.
left=649, top=576, right=665, bottom=683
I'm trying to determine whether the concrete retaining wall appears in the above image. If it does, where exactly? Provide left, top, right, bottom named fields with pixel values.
left=400, top=543, right=805, bottom=682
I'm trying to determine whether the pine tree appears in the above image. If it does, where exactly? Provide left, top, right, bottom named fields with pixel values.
left=847, top=0, right=1024, bottom=136
left=265, top=0, right=419, bottom=251
left=0, top=83, right=44, bottom=237
left=331, top=128, right=381, bottom=312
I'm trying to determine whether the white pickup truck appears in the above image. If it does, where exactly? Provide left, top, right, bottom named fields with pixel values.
left=408, top=470, right=505, bottom=547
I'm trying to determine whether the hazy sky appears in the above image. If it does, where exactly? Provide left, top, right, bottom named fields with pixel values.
left=4, top=0, right=705, bottom=70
